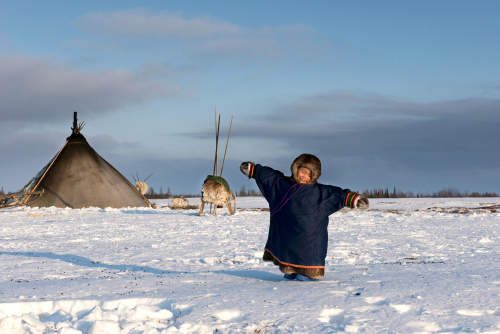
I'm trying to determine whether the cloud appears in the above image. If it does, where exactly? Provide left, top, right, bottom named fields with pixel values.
left=282, top=93, right=497, bottom=155
left=86, top=134, right=143, bottom=154
left=196, top=37, right=280, bottom=57
left=264, top=92, right=500, bottom=126
left=3, top=86, right=498, bottom=194
left=0, top=126, right=66, bottom=192
left=76, top=9, right=320, bottom=58
left=212, top=92, right=500, bottom=191
left=0, top=55, right=182, bottom=124
left=156, top=90, right=500, bottom=192
left=77, top=9, right=242, bottom=38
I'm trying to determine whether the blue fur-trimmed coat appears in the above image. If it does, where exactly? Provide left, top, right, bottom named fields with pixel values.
left=251, top=164, right=357, bottom=270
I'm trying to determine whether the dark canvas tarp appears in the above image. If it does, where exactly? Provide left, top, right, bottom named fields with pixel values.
left=22, top=130, right=150, bottom=209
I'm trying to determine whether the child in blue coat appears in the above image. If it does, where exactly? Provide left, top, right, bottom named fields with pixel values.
left=240, top=153, right=368, bottom=280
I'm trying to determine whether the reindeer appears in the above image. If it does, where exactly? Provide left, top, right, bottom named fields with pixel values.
left=199, top=177, right=236, bottom=215
left=171, top=197, right=189, bottom=209
left=133, top=173, right=152, bottom=196
left=198, top=110, right=236, bottom=216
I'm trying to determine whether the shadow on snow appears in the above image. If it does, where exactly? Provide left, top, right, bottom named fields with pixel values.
left=0, top=251, right=283, bottom=281
left=0, top=251, right=181, bottom=275
left=215, top=269, right=283, bottom=282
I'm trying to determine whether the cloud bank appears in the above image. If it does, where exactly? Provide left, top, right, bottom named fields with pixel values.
left=78, top=9, right=242, bottom=38
left=76, top=9, right=319, bottom=58
left=0, top=55, right=180, bottom=124
left=183, top=92, right=500, bottom=192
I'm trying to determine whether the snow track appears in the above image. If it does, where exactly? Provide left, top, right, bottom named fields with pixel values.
left=0, top=198, right=499, bottom=333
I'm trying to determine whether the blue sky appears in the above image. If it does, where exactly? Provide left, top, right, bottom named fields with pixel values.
left=1, top=1, right=499, bottom=194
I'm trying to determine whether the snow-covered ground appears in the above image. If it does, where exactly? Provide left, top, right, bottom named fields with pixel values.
left=0, top=197, right=499, bottom=333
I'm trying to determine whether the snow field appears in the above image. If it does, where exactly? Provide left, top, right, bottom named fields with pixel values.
left=0, top=197, right=499, bottom=333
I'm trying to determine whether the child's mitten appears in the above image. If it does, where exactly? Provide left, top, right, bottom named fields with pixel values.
left=240, top=162, right=255, bottom=178
left=354, top=195, right=369, bottom=209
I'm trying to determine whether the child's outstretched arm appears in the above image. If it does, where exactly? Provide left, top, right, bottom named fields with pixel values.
left=240, top=162, right=284, bottom=182
left=240, top=162, right=287, bottom=205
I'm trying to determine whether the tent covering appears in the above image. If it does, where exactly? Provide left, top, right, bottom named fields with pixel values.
left=20, top=113, right=150, bottom=208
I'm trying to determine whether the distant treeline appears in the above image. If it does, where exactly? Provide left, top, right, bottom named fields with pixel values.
left=144, top=185, right=261, bottom=199
left=145, top=186, right=173, bottom=199
left=2, top=185, right=497, bottom=199
left=362, top=187, right=499, bottom=198
left=145, top=185, right=499, bottom=199
left=236, top=186, right=262, bottom=197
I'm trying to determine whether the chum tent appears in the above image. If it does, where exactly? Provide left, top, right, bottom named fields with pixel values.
left=9, top=113, right=151, bottom=209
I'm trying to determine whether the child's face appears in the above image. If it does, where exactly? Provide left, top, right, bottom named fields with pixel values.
left=297, top=167, right=312, bottom=184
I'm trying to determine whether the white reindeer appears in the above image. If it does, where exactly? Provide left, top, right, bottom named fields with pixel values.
left=171, top=197, right=189, bottom=209
left=133, top=173, right=152, bottom=196
left=198, top=178, right=236, bottom=215
left=135, top=181, right=148, bottom=195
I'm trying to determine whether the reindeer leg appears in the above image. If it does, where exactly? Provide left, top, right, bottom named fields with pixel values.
left=233, top=192, right=237, bottom=214
left=198, top=201, right=206, bottom=216
left=226, top=200, right=233, bottom=215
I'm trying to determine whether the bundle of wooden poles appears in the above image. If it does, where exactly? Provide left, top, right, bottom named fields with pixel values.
left=213, top=106, right=233, bottom=178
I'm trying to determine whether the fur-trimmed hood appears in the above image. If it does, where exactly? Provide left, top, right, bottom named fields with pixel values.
left=290, top=153, right=321, bottom=184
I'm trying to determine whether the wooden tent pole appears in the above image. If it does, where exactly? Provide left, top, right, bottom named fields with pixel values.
left=212, top=106, right=218, bottom=176
left=22, top=141, right=68, bottom=205
left=210, top=106, right=218, bottom=213
left=220, top=116, right=233, bottom=177
left=215, top=114, right=221, bottom=176
left=72, top=112, right=78, bottom=134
